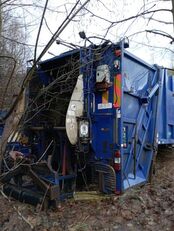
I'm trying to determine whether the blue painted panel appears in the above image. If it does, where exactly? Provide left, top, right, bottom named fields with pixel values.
left=122, top=51, right=158, bottom=190
left=92, top=115, right=114, bottom=160
left=157, top=69, right=174, bottom=144
left=81, top=41, right=159, bottom=192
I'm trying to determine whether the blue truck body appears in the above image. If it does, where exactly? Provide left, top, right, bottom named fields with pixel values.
left=79, top=41, right=174, bottom=193
left=157, top=69, right=174, bottom=144
left=1, top=41, right=174, bottom=203
left=80, top=42, right=161, bottom=192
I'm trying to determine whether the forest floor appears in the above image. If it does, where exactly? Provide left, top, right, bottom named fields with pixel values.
left=0, top=148, right=174, bottom=231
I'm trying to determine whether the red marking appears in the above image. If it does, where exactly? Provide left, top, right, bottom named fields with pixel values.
left=113, top=74, right=121, bottom=108
left=115, top=50, right=121, bottom=57
left=116, top=74, right=121, bottom=81
left=62, top=144, right=66, bottom=175
left=115, top=86, right=121, bottom=96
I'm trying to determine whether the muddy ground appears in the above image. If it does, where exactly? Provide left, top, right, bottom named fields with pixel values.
left=0, top=148, right=173, bottom=231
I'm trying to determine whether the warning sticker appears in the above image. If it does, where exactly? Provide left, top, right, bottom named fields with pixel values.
left=98, top=103, right=112, bottom=110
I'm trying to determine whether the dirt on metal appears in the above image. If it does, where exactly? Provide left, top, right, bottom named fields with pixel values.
left=0, top=148, right=173, bottom=231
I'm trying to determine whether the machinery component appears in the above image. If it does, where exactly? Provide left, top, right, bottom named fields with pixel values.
left=113, top=151, right=121, bottom=171
left=96, top=64, right=110, bottom=83
left=66, top=74, right=84, bottom=145
left=3, top=184, right=49, bottom=209
left=95, top=163, right=116, bottom=193
left=1, top=162, right=76, bottom=207
left=79, top=120, right=89, bottom=139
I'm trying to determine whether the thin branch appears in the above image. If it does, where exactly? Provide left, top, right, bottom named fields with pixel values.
left=34, top=0, right=49, bottom=62
left=0, top=0, right=15, bottom=6
left=84, top=7, right=112, bottom=23
left=144, top=17, right=173, bottom=25
left=112, top=9, right=172, bottom=25
left=146, top=29, right=174, bottom=43
left=87, top=8, right=172, bottom=25
left=44, top=17, right=53, bottom=35
left=122, top=3, right=157, bottom=37
left=87, top=8, right=172, bottom=39
left=2, top=3, right=63, bottom=13
left=132, top=39, right=174, bottom=54
left=172, top=0, right=174, bottom=27
left=1, top=35, right=45, bottom=47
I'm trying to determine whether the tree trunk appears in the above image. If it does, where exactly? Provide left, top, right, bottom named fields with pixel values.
left=172, top=0, right=174, bottom=29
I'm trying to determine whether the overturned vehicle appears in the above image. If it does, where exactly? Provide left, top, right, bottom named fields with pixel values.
left=1, top=40, right=174, bottom=207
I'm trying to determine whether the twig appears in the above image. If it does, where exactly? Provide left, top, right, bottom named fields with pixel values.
left=87, top=8, right=172, bottom=39
left=1, top=35, right=45, bottom=47
left=39, top=183, right=50, bottom=212
left=144, top=17, right=173, bottom=25
left=36, top=140, right=54, bottom=163
left=146, top=29, right=174, bottom=43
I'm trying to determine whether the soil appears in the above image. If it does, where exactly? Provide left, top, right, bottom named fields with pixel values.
left=0, top=148, right=174, bottom=231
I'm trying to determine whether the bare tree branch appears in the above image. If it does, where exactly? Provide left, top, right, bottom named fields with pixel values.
left=1, top=35, right=45, bottom=47
left=2, top=3, right=63, bottom=13
left=0, top=0, right=15, bottom=6
left=132, top=39, right=174, bottom=54
left=87, top=7, right=172, bottom=39
left=2, top=0, right=90, bottom=123
left=144, top=17, right=173, bottom=25
left=172, top=0, right=174, bottom=27
left=146, top=29, right=174, bottom=43
left=86, top=8, right=172, bottom=25
left=34, top=0, right=49, bottom=62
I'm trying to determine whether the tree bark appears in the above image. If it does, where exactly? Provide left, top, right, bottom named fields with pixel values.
left=172, top=0, right=174, bottom=29
left=0, top=0, right=2, bottom=35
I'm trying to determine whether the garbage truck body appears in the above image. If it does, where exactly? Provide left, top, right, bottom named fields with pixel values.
left=1, top=41, right=174, bottom=205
